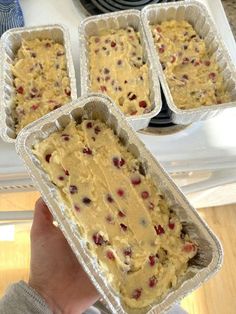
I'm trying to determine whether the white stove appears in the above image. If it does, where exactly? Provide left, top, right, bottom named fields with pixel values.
left=0, top=0, right=236, bottom=208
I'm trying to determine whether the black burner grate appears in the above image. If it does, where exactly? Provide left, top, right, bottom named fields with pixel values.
left=79, top=0, right=180, bottom=14
left=149, top=88, right=174, bottom=128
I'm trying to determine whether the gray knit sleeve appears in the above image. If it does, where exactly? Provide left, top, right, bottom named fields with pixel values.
left=0, top=281, right=52, bottom=314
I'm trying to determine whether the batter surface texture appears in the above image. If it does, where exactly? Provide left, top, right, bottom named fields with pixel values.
left=33, top=119, right=197, bottom=308
left=89, top=27, right=152, bottom=116
left=152, top=20, right=230, bottom=109
left=12, top=38, right=71, bottom=133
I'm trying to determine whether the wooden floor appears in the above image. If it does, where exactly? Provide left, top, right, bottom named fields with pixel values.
left=0, top=191, right=235, bottom=313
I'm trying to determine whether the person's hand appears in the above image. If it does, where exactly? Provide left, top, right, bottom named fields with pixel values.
left=29, top=198, right=99, bottom=313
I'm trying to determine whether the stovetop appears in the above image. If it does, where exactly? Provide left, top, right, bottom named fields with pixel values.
left=79, top=0, right=181, bottom=15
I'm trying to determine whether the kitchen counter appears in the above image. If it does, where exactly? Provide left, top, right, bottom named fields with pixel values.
left=222, top=0, right=236, bottom=39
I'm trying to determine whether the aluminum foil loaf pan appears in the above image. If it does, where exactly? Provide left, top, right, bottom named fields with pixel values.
left=142, top=0, right=236, bottom=125
left=0, top=24, right=77, bottom=143
left=16, top=93, right=222, bottom=314
left=79, top=10, right=162, bottom=131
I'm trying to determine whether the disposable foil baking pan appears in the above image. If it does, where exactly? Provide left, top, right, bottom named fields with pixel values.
left=79, top=10, right=162, bottom=131
left=142, top=0, right=236, bottom=125
left=16, top=94, right=223, bottom=314
left=0, top=24, right=77, bottom=143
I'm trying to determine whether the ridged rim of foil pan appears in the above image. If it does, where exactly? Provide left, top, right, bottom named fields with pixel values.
left=16, top=93, right=223, bottom=314
left=78, top=9, right=162, bottom=131
left=0, top=23, right=77, bottom=143
left=142, top=0, right=236, bottom=125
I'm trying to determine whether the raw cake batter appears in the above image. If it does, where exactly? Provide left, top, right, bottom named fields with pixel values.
left=152, top=20, right=230, bottom=109
left=33, top=120, right=197, bottom=308
left=12, top=38, right=71, bottom=133
left=89, top=27, right=152, bottom=116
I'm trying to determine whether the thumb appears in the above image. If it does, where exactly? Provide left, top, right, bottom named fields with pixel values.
left=31, top=198, right=54, bottom=237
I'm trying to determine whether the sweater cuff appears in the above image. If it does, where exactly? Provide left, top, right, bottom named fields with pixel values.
left=0, top=281, right=52, bottom=314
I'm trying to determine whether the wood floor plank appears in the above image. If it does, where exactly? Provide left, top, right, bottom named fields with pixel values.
left=181, top=204, right=236, bottom=314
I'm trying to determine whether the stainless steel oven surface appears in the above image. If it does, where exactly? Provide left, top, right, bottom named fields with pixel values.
left=1, top=0, right=235, bottom=207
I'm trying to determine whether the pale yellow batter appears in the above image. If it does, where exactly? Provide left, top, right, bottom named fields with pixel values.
left=152, top=20, right=230, bottom=109
left=89, top=27, right=152, bottom=116
left=33, top=120, right=197, bottom=308
left=12, top=39, right=71, bottom=133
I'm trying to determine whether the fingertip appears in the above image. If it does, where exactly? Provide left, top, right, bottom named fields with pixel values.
left=33, top=197, right=53, bottom=226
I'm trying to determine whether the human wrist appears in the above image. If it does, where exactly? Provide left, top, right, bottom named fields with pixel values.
left=28, top=279, right=63, bottom=314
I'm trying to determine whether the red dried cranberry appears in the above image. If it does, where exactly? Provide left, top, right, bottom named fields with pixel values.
left=148, top=202, right=154, bottom=210
left=117, top=189, right=124, bottom=197
left=154, top=224, right=165, bottom=235
left=113, top=157, right=125, bottom=168
left=168, top=221, right=175, bottom=230
left=53, top=104, right=61, bottom=110
left=130, top=110, right=137, bottom=116
left=61, top=133, right=70, bottom=141
left=131, top=176, right=141, bottom=185
left=30, top=87, right=38, bottom=98
left=106, top=250, right=115, bottom=260
left=106, top=194, right=114, bottom=203
left=170, top=55, right=176, bottom=63
left=45, top=154, right=51, bottom=163
left=83, top=197, right=91, bottom=205
left=204, top=60, right=211, bottom=66
left=74, top=205, right=80, bottom=212
left=182, top=74, right=189, bottom=80
left=182, top=57, right=190, bottom=64
left=111, top=41, right=116, bottom=47
left=139, top=101, right=147, bottom=108
left=83, top=147, right=92, bottom=155
left=158, top=46, right=165, bottom=53
left=105, top=76, right=110, bottom=81
left=209, top=72, right=216, bottom=80
left=45, top=42, right=51, bottom=48
left=106, top=215, right=114, bottom=223
left=128, top=92, right=137, bottom=101
left=141, top=191, right=149, bottom=199
left=149, top=276, right=157, bottom=288
left=149, top=255, right=156, bottom=267
left=64, top=170, right=69, bottom=176
left=58, top=176, right=65, bottom=181
left=100, top=85, right=107, bottom=92
left=132, top=289, right=142, bottom=300
left=86, top=122, right=93, bottom=128
left=123, top=247, right=132, bottom=257
left=16, top=86, right=24, bottom=94
left=65, top=87, right=71, bottom=96
left=93, top=233, right=105, bottom=246
left=57, top=51, right=65, bottom=56
left=31, top=104, right=39, bottom=110
left=118, top=211, right=126, bottom=218
left=69, top=185, right=78, bottom=195
left=94, top=126, right=101, bottom=134
left=194, top=61, right=200, bottom=66
left=183, top=242, right=196, bottom=253
left=120, top=223, right=127, bottom=231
